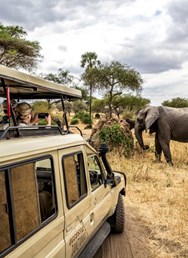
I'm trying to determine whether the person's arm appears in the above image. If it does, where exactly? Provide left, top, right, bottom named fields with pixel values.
left=45, top=114, right=51, bottom=126
left=31, top=113, right=39, bottom=125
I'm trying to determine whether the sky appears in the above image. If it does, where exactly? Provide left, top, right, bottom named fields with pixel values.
left=1, top=0, right=188, bottom=105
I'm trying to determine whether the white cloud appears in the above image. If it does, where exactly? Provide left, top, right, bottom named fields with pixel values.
left=1, top=0, right=188, bottom=105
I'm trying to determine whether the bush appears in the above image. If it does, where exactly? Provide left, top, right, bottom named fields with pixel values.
left=73, top=111, right=85, bottom=119
left=73, top=111, right=92, bottom=125
left=81, top=113, right=92, bottom=124
left=99, top=124, right=134, bottom=157
left=70, top=118, right=79, bottom=125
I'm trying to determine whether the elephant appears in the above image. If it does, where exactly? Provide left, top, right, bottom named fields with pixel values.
left=134, top=106, right=188, bottom=165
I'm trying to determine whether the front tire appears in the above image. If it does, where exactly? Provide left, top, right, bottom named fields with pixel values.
left=108, top=194, right=125, bottom=233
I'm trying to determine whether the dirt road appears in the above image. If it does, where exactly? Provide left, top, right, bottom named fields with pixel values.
left=94, top=205, right=156, bottom=258
left=94, top=203, right=188, bottom=258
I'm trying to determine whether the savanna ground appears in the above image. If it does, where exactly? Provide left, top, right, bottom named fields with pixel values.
left=79, top=124, right=188, bottom=258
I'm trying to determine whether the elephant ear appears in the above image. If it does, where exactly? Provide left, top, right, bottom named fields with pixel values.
left=145, top=107, right=159, bottom=130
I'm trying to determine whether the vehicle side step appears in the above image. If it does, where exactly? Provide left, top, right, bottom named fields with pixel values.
left=78, top=222, right=110, bottom=258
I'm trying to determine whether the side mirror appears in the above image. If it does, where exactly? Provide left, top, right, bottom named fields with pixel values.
left=105, top=178, right=114, bottom=186
left=105, top=175, right=121, bottom=187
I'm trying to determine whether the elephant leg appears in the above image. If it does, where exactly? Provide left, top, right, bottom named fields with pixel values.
left=159, top=138, right=173, bottom=165
left=155, top=134, right=162, bottom=162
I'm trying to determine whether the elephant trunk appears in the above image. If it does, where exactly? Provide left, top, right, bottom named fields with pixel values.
left=135, top=124, right=149, bottom=150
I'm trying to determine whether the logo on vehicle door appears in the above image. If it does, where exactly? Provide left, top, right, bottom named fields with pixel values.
left=69, top=226, right=87, bottom=257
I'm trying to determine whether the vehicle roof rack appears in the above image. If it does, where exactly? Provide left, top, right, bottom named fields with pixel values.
left=0, top=125, right=67, bottom=140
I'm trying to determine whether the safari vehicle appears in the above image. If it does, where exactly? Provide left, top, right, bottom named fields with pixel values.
left=0, top=65, right=126, bottom=258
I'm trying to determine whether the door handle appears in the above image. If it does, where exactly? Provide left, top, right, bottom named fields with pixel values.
left=90, top=212, right=94, bottom=223
left=94, top=197, right=98, bottom=205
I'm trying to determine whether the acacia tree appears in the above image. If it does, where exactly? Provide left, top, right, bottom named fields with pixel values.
left=81, top=52, right=101, bottom=127
left=87, top=61, right=143, bottom=118
left=112, top=94, right=150, bottom=116
left=0, top=24, right=42, bottom=71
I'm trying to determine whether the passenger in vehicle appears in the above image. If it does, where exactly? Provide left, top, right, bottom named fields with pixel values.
left=15, top=102, right=51, bottom=126
left=0, top=99, right=17, bottom=130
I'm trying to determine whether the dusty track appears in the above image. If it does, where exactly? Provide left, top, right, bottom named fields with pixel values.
left=94, top=202, right=188, bottom=258
left=94, top=205, right=156, bottom=258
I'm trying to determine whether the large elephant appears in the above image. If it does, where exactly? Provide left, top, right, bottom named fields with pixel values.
left=134, top=106, right=188, bottom=165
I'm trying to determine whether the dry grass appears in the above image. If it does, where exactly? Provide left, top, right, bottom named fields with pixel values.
left=80, top=121, right=188, bottom=257
left=107, top=132, right=188, bottom=257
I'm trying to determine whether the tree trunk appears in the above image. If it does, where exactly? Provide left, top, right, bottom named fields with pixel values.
left=89, top=84, right=92, bottom=128
left=109, top=92, right=113, bottom=118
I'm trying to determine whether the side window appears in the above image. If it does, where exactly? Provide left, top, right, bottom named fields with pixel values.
left=0, top=171, right=11, bottom=252
left=63, top=152, right=87, bottom=208
left=0, top=157, right=56, bottom=255
left=88, top=155, right=103, bottom=190
left=36, top=159, right=56, bottom=222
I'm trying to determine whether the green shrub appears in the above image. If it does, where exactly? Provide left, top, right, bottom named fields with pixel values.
left=81, top=113, right=92, bottom=124
left=73, top=111, right=92, bottom=124
left=99, top=124, right=134, bottom=157
left=70, top=118, right=79, bottom=125
left=74, top=111, right=85, bottom=119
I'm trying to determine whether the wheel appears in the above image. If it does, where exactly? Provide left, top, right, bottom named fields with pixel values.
left=108, top=194, right=125, bottom=233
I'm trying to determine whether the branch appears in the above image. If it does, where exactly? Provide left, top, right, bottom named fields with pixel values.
left=113, top=91, right=122, bottom=97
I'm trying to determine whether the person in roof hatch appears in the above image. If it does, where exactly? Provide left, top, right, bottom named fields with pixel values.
left=0, top=99, right=17, bottom=130
left=15, top=102, right=51, bottom=126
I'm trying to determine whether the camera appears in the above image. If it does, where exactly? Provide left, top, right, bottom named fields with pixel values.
left=38, top=113, right=49, bottom=119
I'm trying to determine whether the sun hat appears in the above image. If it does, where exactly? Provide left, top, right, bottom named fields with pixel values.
left=15, top=102, right=32, bottom=119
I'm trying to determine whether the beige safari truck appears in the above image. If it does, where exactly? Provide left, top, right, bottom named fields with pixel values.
left=0, top=65, right=126, bottom=258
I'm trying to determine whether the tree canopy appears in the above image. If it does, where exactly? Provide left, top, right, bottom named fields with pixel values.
left=115, top=94, right=150, bottom=110
left=162, top=97, right=188, bottom=108
left=0, top=24, right=42, bottom=71
left=81, top=52, right=101, bottom=71
left=83, top=61, right=143, bottom=117
left=112, top=94, right=150, bottom=116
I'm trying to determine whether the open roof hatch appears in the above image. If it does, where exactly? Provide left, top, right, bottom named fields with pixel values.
left=0, top=65, right=82, bottom=139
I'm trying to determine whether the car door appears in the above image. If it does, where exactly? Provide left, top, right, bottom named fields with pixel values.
left=86, top=146, right=112, bottom=232
left=58, top=146, right=92, bottom=258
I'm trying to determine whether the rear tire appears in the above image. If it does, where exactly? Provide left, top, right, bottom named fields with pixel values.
left=108, top=194, right=125, bottom=233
